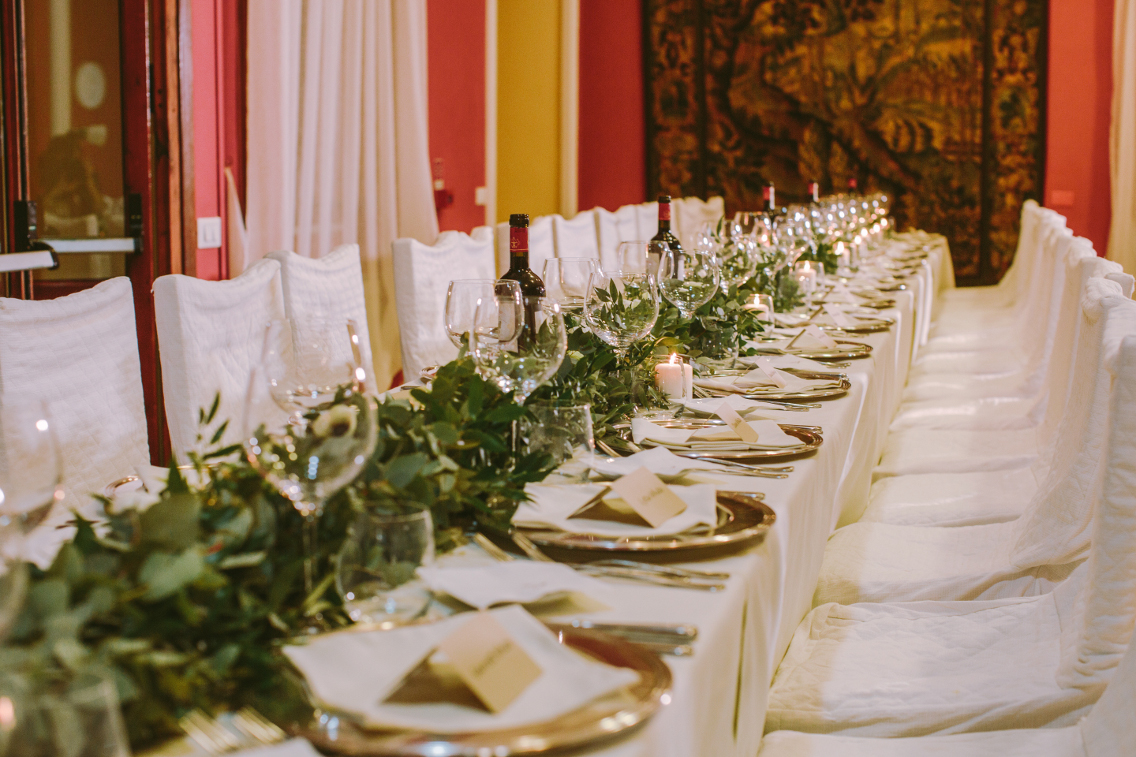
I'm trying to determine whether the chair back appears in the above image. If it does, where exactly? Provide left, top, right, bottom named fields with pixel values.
left=552, top=210, right=600, bottom=259
left=674, top=196, right=725, bottom=243
left=154, top=259, right=286, bottom=459
left=266, top=244, right=377, bottom=393
left=635, top=203, right=659, bottom=246
left=596, top=205, right=642, bottom=270
left=0, top=277, right=149, bottom=503
left=392, top=230, right=496, bottom=381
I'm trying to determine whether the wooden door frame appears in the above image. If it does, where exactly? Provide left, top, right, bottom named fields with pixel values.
left=0, top=0, right=193, bottom=464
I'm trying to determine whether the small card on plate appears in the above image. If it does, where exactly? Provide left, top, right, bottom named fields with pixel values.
left=714, top=404, right=762, bottom=444
left=435, top=611, right=542, bottom=713
left=606, top=467, right=688, bottom=527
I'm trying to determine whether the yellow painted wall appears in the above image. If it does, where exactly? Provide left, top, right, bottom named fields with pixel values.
left=497, top=0, right=561, bottom=222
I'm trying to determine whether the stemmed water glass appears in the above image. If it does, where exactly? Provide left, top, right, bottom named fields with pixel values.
left=658, top=242, right=719, bottom=318
left=542, top=258, right=598, bottom=313
left=445, top=279, right=498, bottom=349
left=582, top=269, right=660, bottom=362
left=470, top=283, right=567, bottom=404
left=243, top=318, right=377, bottom=599
left=715, top=222, right=758, bottom=288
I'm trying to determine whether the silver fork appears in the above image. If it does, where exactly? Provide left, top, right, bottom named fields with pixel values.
left=179, top=708, right=286, bottom=754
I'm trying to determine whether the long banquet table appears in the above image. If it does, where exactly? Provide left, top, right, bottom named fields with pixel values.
left=541, top=237, right=955, bottom=757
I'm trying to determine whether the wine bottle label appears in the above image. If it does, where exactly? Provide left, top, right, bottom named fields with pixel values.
left=658, top=202, right=671, bottom=222
left=510, top=226, right=528, bottom=252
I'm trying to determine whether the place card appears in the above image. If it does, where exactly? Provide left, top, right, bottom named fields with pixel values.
left=435, top=611, right=542, bottom=713
left=607, top=466, right=689, bottom=527
left=714, top=404, right=762, bottom=444
left=753, top=358, right=787, bottom=387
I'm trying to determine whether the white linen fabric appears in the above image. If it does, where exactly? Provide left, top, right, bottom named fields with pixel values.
left=595, top=205, right=641, bottom=270
left=0, top=278, right=149, bottom=542
left=266, top=245, right=377, bottom=393
left=766, top=330, right=1136, bottom=738
left=154, top=259, right=287, bottom=460
left=392, top=229, right=496, bottom=382
left=515, top=482, right=719, bottom=537
left=1108, top=0, right=1136, bottom=272
left=552, top=210, right=600, bottom=259
left=814, top=278, right=1136, bottom=604
left=415, top=562, right=610, bottom=610
left=673, top=196, right=724, bottom=244
left=635, top=202, right=659, bottom=244
left=284, top=605, right=638, bottom=734
left=495, top=215, right=556, bottom=277
left=245, top=0, right=438, bottom=388
left=759, top=614, right=1136, bottom=755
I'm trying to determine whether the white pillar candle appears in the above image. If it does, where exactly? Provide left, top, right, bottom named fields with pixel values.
left=655, top=355, right=685, bottom=398
left=683, top=363, right=693, bottom=399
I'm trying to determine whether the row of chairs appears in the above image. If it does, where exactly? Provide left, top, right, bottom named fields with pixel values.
left=393, top=196, right=724, bottom=380
left=758, top=200, right=1136, bottom=754
left=0, top=245, right=371, bottom=554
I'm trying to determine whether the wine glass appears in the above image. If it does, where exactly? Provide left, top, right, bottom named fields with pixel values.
left=243, top=318, right=377, bottom=598
left=716, top=222, right=758, bottom=288
left=0, top=673, right=131, bottom=757
left=542, top=258, right=598, bottom=312
left=582, top=270, right=659, bottom=361
left=658, top=243, right=719, bottom=318
left=336, top=510, right=435, bottom=628
left=445, top=279, right=498, bottom=349
left=612, top=241, right=653, bottom=276
left=471, top=291, right=567, bottom=403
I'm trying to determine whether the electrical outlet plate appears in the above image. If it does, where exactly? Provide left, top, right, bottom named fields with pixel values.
left=197, top=217, right=223, bottom=249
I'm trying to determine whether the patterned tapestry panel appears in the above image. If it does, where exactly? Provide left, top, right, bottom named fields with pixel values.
left=645, top=0, right=1047, bottom=283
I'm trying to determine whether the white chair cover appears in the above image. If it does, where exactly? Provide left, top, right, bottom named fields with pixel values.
left=495, top=215, right=556, bottom=277
left=154, top=259, right=287, bottom=460
left=552, top=210, right=600, bottom=259
left=0, top=277, right=149, bottom=512
left=759, top=612, right=1136, bottom=754
left=392, top=230, right=496, bottom=382
left=673, top=195, right=725, bottom=243
left=596, top=205, right=643, bottom=272
left=635, top=202, right=659, bottom=244
left=766, top=324, right=1136, bottom=738
left=266, top=244, right=377, bottom=393
left=814, top=278, right=1136, bottom=604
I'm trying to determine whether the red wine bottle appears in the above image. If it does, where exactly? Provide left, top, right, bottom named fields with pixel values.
left=500, top=213, right=546, bottom=347
left=807, top=181, right=820, bottom=203
left=848, top=178, right=858, bottom=192
left=651, top=194, right=683, bottom=265
left=763, top=183, right=776, bottom=212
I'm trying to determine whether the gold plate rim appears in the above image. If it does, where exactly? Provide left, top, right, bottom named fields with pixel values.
left=620, top=424, right=823, bottom=462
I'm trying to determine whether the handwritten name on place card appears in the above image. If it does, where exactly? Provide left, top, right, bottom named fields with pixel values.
left=436, top=611, right=542, bottom=713
left=608, top=466, right=689, bottom=527
left=715, top=404, right=762, bottom=444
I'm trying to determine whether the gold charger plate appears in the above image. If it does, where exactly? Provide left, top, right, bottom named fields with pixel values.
left=520, top=491, right=775, bottom=554
left=818, top=316, right=893, bottom=334
left=617, top=420, right=823, bottom=463
left=751, top=339, right=872, bottom=362
left=694, top=371, right=850, bottom=400
left=290, top=626, right=671, bottom=756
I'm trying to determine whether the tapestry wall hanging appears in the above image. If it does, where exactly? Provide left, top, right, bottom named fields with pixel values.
left=644, top=0, right=1047, bottom=283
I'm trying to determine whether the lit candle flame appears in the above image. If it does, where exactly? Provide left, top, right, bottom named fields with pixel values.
left=668, top=353, right=678, bottom=365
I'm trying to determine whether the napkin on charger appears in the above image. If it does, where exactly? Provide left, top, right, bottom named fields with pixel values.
left=515, top=481, right=719, bottom=536
left=630, top=416, right=799, bottom=450
left=284, top=605, right=639, bottom=734
left=589, top=446, right=725, bottom=481
left=693, top=361, right=835, bottom=395
left=758, top=325, right=839, bottom=352
left=417, top=562, right=610, bottom=610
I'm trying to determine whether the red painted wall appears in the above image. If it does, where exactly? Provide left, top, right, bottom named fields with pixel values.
left=192, top=0, right=224, bottom=280
left=578, top=0, right=646, bottom=212
left=1045, top=0, right=1114, bottom=254
left=426, top=0, right=487, bottom=233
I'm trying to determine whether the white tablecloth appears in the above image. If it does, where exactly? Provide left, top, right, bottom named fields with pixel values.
left=554, top=238, right=953, bottom=757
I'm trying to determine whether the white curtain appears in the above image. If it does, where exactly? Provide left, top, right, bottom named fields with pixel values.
left=1109, top=0, right=1136, bottom=276
left=243, top=0, right=439, bottom=387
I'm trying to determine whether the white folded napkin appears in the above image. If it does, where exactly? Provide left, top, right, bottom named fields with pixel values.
left=630, top=417, right=800, bottom=450
left=819, top=304, right=858, bottom=329
left=515, top=481, right=719, bottom=536
left=229, top=740, right=322, bottom=757
left=767, top=325, right=839, bottom=352
left=824, top=282, right=858, bottom=304
left=681, top=393, right=781, bottom=416
left=738, top=353, right=832, bottom=372
left=589, top=446, right=721, bottom=481
left=693, top=363, right=834, bottom=395
left=284, top=605, right=639, bottom=734
left=417, top=562, right=609, bottom=610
